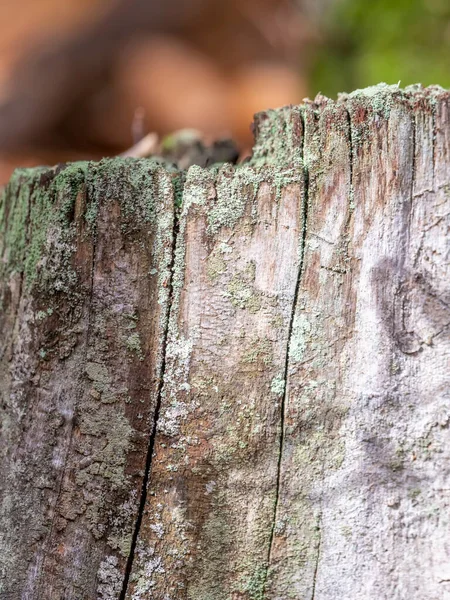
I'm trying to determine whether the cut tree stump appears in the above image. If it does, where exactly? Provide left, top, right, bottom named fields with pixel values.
left=1, top=84, right=449, bottom=600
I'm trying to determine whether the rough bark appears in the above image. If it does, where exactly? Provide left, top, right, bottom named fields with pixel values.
left=1, top=84, right=449, bottom=600
left=0, top=161, right=177, bottom=598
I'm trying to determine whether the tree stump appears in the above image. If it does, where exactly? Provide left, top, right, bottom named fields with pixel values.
left=1, top=84, right=449, bottom=600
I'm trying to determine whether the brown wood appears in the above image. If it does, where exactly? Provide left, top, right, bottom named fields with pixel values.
left=0, top=160, right=177, bottom=598
left=1, top=84, right=449, bottom=600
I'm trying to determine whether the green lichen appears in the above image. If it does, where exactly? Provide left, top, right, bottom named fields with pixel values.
left=25, top=163, right=88, bottom=291
left=96, top=555, right=123, bottom=599
left=270, top=314, right=285, bottom=330
left=270, top=374, right=286, bottom=397
left=84, top=361, right=119, bottom=403
left=207, top=253, right=227, bottom=281
left=241, top=565, right=267, bottom=600
left=242, top=337, right=273, bottom=367
left=35, top=307, right=53, bottom=320
left=85, top=158, right=158, bottom=234
left=76, top=406, right=134, bottom=491
left=85, top=361, right=111, bottom=385
left=226, top=272, right=261, bottom=313
left=289, top=313, right=312, bottom=362
left=0, top=171, right=35, bottom=281
left=251, top=105, right=304, bottom=168
left=207, top=165, right=260, bottom=234
left=126, top=332, right=144, bottom=361
left=347, top=82, right=401, bottom=114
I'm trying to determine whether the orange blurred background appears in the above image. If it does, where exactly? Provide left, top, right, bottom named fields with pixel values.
left=0, top=0, right=317, bottom=183
left=1, top=0, right=448, bottom=184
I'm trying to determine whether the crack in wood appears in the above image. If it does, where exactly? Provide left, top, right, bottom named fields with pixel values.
left=119, top=188, right=180, bottom=600
left=407, top=104, right=417, bottom=255
left=310, top=509, right=323, bottom=600
left=263, top=110, right=310, bottom=594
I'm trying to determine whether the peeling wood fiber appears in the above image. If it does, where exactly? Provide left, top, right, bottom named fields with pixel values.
left=1, top=84, right=449, bottom=600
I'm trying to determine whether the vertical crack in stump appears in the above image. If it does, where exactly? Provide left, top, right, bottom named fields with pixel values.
left=119, top=183, right=181, bottom=600
left=310, top=508, right=323, bottom=600
left=264, top=113, right=310, bottom=592
left=345, top=107, right=355, bottom=218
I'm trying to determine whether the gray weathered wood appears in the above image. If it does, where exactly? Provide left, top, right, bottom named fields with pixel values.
left=0, top=161, right=176, bottom=598
left=1, top=84, right=449, bottom=599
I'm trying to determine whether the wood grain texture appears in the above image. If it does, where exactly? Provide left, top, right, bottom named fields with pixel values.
left=1, top=84, right=449, bottom=599
left=266, top=85, right=450, bottom=600
left=0, top=160, right=176, bottom=598
left=125, top=162, right=305, bottom=599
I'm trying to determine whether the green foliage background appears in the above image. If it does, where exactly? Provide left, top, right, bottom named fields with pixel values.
left=312, top=0, right=450, bottom=96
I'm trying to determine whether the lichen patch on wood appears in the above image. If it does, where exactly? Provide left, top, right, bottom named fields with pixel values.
left=1, top=159, right=176, bottom=599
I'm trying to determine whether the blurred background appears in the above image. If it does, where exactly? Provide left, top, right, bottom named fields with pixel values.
left=0, top=0, right=448, bottom=183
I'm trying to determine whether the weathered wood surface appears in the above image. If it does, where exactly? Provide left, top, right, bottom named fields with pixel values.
left=1, top=84, right=449, bottom=600
left=0, top=162, right=177, bottom=598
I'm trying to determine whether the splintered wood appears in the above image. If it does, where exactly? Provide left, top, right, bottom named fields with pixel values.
left=1, top=84, right=449, bottom=600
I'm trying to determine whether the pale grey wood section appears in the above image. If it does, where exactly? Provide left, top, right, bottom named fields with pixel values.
left=126, top=163, right=305, bottom=599
left=267, top=86, right=450, bottom=600
left=0, top=160, right=176, bottom=599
